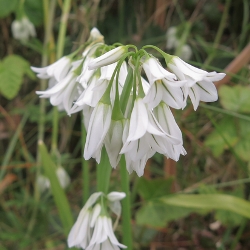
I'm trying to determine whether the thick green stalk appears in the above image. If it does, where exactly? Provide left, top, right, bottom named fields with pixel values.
left=37, top=0, right=56, bottom=167
left=81, top=115, right=90, bottom=203
left=51, top=0, right=72, bottom=153
left=96, top=148, right=112, bottom=194
left=120, top=156, right=133, bottom=250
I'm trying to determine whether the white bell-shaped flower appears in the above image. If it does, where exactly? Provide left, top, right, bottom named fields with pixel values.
left=31, top=56, right=72, bottom=82
left=167, top=56, right=225, bottom=110
left=68, top=192, right=126, bottom=250
left=36, top=60, right=82, bottom=115
left=84, top=102, right=112, bottom=161
left=142, top=57, right=186, bottom=109
left=88, top=46, right=127, bottom=70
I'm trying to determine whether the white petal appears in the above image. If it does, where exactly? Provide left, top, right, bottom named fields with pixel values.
left=90, top=204, right=101, bottom=227
left=88, top=46, right=127, bottom=70
left=84, top=103, right=111, bottom=160
left=197, top=80, right=218, bottom=102
left=127, top=98, right=148, bottom=141
left=107, top=192, right=126, bottom=202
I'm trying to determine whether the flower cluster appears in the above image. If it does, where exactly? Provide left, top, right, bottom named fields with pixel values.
left=32, top=28, right=225, bottom=177
left=68, top=191, right=126, bottom=249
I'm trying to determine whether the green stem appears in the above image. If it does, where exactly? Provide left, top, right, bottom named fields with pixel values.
left=81, top=115, right=90, bottom=204
left=0, top=112, right=29, bottom=180
left=51, top=0, right=72, bottom=154
left=230, top=219, right=246, bottom=250
left=120, top=156, right=133, bottom=250
left=96, top=148, right=112, bottom=194
left=204, top=0, right=231, bottom=66
left=27, top=0, right=57, bottom=238
left=56, top=0, right=71, bottom=59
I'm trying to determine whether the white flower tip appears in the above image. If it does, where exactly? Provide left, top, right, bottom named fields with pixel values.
left=88, top=46, right=127, bottom=70
left=89, top=27, right=104, bottom=40
left=107, top=192, right=126, bottom=201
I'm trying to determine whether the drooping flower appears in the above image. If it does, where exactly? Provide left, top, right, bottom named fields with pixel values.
left=56, top=166, right=70, bottom=189
left=154, top=102, right=186, bottom=161
left=11, top=16, right=36, bottom=41
left=68, top=192, right=102, bottom=249
left=35, top=60, right=82, bottom=115
left=88, top=46, right=127, bottom=70
left=87, top=215, right=126, bottom=250
left=84, top=102, right=112, bottom=162
left=142, top=57, right=186, bottom=109
left=31, top=56, right=72, bottom=82
left=121, top=98, right=181, bottom=176
left=105, top=119, right=126, bottom=168
left=167, top=56, right=225, bottom=110
left=68, top=192, right=126, bottom=250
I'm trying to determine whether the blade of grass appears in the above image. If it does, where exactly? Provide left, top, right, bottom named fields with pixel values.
left=38, top=140, right=73, bottom=234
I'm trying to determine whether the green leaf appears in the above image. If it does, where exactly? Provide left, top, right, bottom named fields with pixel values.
left=38, top=141, right=73, bottom=235
left=137, top=177, right=173, bottom=200
left=205, top=116, right=250, bottom=161
left=219, top=85, right=250, bottom=113
left=0, top=55, right=35, bottom=100
left=24, top=0, right=43, bottom=26
left=136, top=200, right=196, bottom=227
left=0, top=0, right=18, bottom=18
left=160, top=194, right=250, bottom=219
left=204, top=116, right=238, bottom=157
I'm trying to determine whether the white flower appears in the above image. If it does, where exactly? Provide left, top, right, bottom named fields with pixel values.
left=31, top=56, right=72, bottom=82
left=87, top=215, right=126, bottom=250
left=88, top=46, right=127, bottom=70
left=154, top=102, right=186, bottom=161
left=179, top=44, right=192, bottom=61
left=56, top=166, right=70, bottom=189
left=84, top=102, right=112, bottom=162
left=142, top=57, right=186, bottom=109
left=166, top=26, right=178, bottom=50
left=71, top=63, right=118, bottom=114
left=36, top=175, right=50, bottom=193
left=68, top=192, right=126, bottom=250
left=68, top=192, right=103, bottom=249
left=105, top=119, right=126, bottom=168
left=36, top=60, right=82, bottom=115
left=11, top=16, right=36, bottom=41
left=88, top=27, right=104, bottom=42
left=167, top=56, right=225, bottom=110
left=121, top=98, right=181, bottom=176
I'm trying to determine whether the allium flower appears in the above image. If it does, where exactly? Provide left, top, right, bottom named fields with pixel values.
left=87, top=215, right=126, bottom=250
left=36, top=166, right=70, bottom=193
left=105, top=119, right=126, bottom=168
left=142, top=57, right=186, bottom=109
left=68, top=192, right=102, bottom=249
left=121, top=98, right=181, bottom=176
left=56, top=166, right=70, bottom=189
left=88, top=46, right=127, bottom=70
left=36, top=175, right=50, bottom=193
left=72, top=63, right=117, bottom=112
left=11, top=16, right=36, bottom=41
left=154, top=102, right=186, bottom=161
left=35, top=60, right=82, bottom=115
left=68, top=192, right=126, bottom=250
left=31, top=56, right=72, bottom=82
left=167, top=56, right=225, bottom=110
left=84, top=102, right=112, bottom=162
